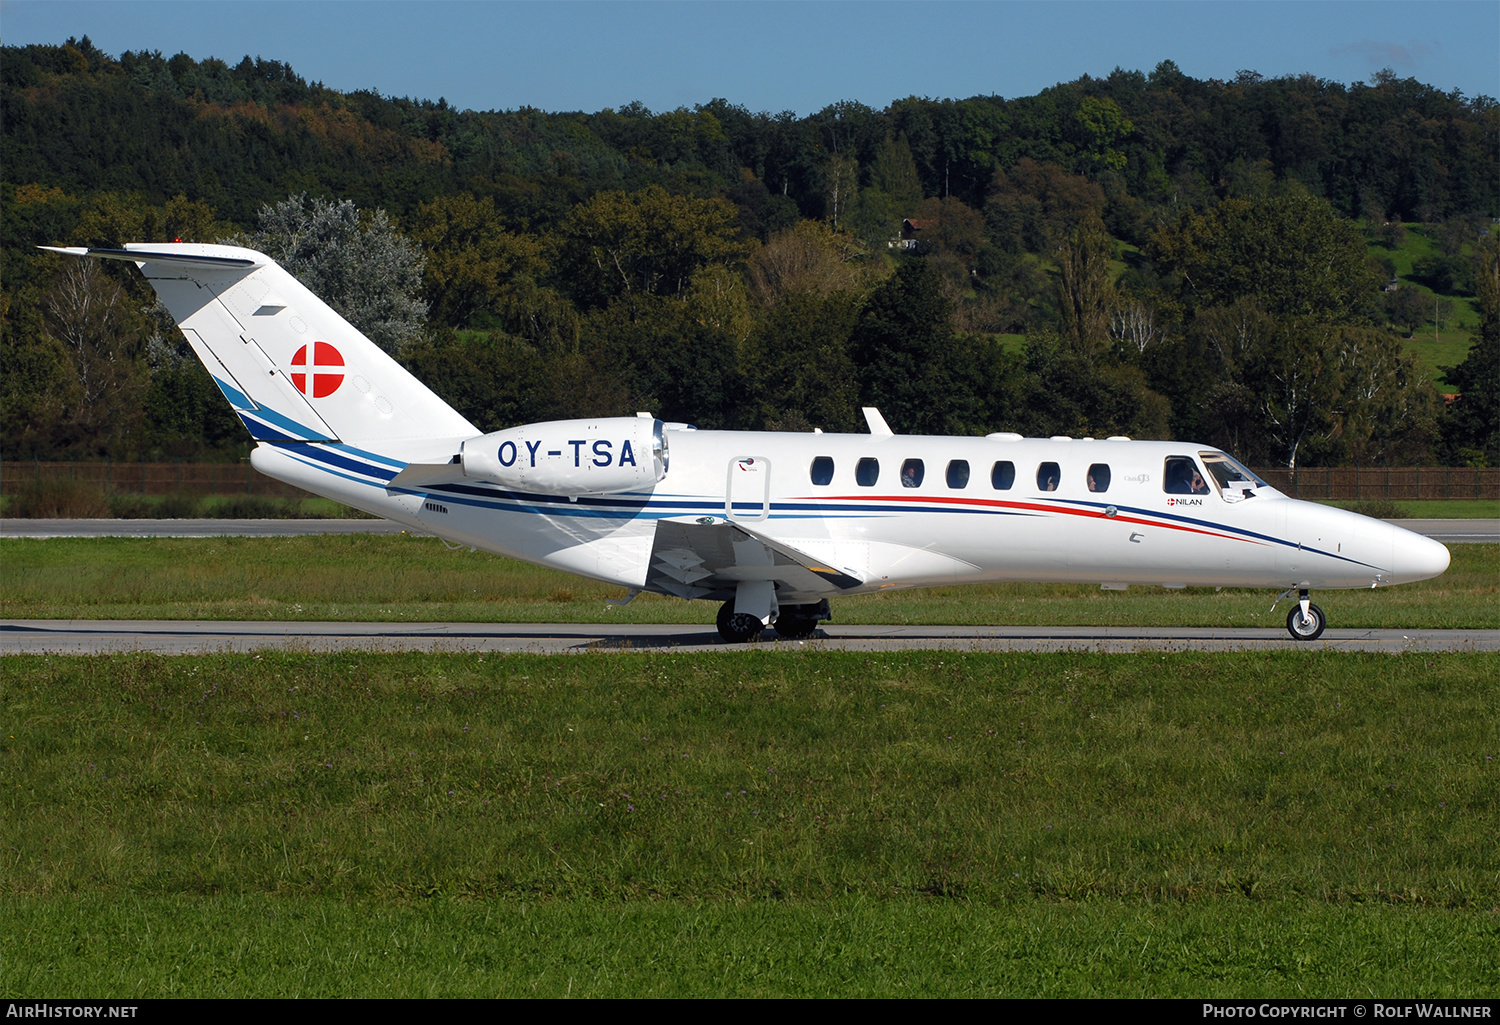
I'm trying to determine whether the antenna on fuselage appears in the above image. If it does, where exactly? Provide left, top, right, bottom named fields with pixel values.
left=862, top=407, right=894, bottom=436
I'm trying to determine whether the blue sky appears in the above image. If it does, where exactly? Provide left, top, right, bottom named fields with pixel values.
left=3, top=1, right=1496, bottom=114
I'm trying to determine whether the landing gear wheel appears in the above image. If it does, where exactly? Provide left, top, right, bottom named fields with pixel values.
left=1286, top=602, right=1326, bottom=641
left=773, top=614, right=818, bottom=639
left=717, top=600, right=765, bottom=643
left=772, top=599, right=830, bottom=639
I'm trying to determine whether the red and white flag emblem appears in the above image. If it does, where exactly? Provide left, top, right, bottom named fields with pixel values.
left=290, top=342, right=345, bottom=398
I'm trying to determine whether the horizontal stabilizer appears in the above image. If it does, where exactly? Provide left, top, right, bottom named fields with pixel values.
left=39, top=246, right=258, bottom=269
left=386, top=460, right=464, bottom=492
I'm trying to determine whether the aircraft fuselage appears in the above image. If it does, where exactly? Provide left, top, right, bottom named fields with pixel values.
left=252, top=429, right=1448, bottom=600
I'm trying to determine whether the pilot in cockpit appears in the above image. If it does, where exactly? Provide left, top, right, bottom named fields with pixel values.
left=1165, top=458, right=1210, bottom=495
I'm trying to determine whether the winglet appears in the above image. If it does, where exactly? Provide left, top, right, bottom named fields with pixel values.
left=862, top=407, right=894, bottom=436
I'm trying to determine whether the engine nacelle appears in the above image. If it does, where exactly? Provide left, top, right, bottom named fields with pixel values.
left=460, top=417, right=668, bottom=496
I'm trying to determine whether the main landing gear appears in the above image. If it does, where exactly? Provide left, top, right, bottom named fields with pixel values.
left=715, top=597, right=831, bottom=643
left=1285, top=588, right=1326, bottom=641
left=716, top=600, right=765, bottom=644
left=773, top=600, right=830, bottom=639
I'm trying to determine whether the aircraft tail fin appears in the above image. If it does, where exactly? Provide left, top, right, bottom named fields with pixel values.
left=42, top=244, right=477, bottom=454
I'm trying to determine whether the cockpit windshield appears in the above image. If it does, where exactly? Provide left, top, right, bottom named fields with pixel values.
left=1200, top=451, right=1268, bottom=501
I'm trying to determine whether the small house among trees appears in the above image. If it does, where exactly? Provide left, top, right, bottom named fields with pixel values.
left=889, top=218, right=934, bottom=252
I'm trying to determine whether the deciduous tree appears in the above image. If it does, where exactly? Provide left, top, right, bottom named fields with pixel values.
left=554, top=185, right=744, bottom=308
left=229, top=194, right=427, bottom=355
left=43, top=258, right=147, bottom=453
left=411, top=192, right=545, bottom=328
left=1151, top=186, right=1379, bottom=322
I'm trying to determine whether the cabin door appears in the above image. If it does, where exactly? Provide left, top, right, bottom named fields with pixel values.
left=726, top=456, right=771, bottom=522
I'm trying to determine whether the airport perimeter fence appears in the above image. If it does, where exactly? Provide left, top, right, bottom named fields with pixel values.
left=0, top=459, right=316, bottom=500
left=2, top=460, right=1497, bottom=503
left=1252, top=465, right=1498, bottom=501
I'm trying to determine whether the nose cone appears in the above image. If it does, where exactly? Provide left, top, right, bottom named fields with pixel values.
left=1389, top=527, right=1450, bottom=584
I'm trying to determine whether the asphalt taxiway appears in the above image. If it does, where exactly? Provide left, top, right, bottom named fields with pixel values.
left=5, top=518, right=1493, bottom=655
left=3, top=620, right=1495, bottom=655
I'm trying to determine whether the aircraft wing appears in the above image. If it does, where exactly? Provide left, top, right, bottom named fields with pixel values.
left=645, top=516, right=864, bottom=602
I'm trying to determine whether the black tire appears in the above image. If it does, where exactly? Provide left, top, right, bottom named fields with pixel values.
left=773, top=614, right=818, bottom=639
left=717, top=600, right=765, bottom=643
left=1286, top=602, right=1326, bottom=641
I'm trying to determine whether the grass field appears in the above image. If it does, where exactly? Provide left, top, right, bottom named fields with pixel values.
left=1314, top=499, right=1499, bottom=519
left=3, top=650, right=1497, bottom=996
left=3, top=535, right=1495, bottom=630
left=1367, top=223, right=1481, bottom=387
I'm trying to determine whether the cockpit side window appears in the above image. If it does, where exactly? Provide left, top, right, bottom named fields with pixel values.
left=1200, top=451, right=1267, bottom=501
left=1163, top=456, right=1209, bottom=495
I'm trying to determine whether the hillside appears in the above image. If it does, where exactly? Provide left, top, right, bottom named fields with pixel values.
left=3, top=37, right=1496, bottom=468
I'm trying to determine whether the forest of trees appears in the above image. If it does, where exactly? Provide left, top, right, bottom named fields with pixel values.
left=3, top=37, right=1497, bottom=469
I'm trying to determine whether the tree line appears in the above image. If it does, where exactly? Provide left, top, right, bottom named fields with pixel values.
left=3, top=38, right=1496, bottom=468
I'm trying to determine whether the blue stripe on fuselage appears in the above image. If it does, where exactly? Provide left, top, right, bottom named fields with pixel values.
left=266, top=442, right=1370, bottom=566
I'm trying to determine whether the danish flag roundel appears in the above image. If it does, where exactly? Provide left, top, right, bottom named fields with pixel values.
left=290, top=342, right=345, bottom=398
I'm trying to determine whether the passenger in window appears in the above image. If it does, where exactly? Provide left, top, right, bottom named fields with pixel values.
left=902, top=464, right=919, bottom=488
left=1087, top=464, right=1110, bottom=492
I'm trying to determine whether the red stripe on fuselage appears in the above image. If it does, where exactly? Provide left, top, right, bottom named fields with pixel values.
left=795, top=493, right=1268, bottom=546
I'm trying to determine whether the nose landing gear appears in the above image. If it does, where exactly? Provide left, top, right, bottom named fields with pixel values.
left=1285, top=589, right=1326, bottom=641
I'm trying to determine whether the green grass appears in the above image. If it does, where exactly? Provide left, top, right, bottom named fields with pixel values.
left=1367, top=223, right=1481, bottom=387
left=2, top=651, right=1496, bottom=995
left=3, top=536, right=1495, bottom=629
left=994, top=332, right=1027, bottom=355
left=1402, top=301, right=1480, bottom=388
left=5, top=894, right=1493, bottom=997
left=1314, top=499, right=1499, bottom=519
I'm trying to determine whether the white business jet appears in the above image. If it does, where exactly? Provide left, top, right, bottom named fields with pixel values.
left=43, top=243, right=1451, bottom=642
